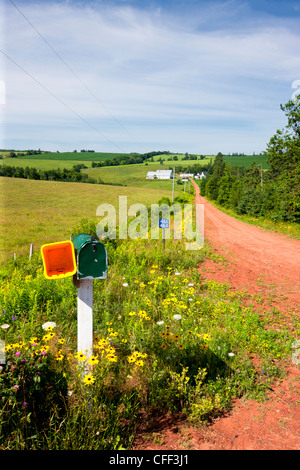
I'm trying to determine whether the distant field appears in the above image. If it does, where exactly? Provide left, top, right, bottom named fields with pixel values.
left=84, top=163, right=182, bottom=191
left=0, top=157, right=91, bottom=170
left=1, top=151, right=126, bottom=161
left=0, top=177, right=174, bottom=262
left=148, top=153, right=269, bottom=169
left=150, top=153, right=213, bottom=164
left=223, top=154, right=269, bottom=169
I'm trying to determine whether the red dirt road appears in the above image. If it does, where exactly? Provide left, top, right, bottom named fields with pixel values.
left=193, top=181, right=300, bottom=305
left=133, top=182, right=300, bottom=451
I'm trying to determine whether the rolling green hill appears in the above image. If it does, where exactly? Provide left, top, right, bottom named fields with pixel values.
left=0, top=176, right=176, bottom=262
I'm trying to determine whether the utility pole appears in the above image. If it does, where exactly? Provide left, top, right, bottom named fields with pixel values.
left=172, top=167, right=175, bottom=202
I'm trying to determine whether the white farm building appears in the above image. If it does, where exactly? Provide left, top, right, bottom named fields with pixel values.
left=194, top=172, right=206, bottom=179
left=146, top=169, right=173, bottom=180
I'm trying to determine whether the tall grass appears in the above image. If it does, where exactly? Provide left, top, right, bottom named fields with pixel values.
left=0, top=177, right=175, bottom=262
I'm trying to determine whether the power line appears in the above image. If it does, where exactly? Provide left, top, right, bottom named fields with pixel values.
left=9, top=0, right=141, bottom=146
left=0, top=48, right=124, bottom=151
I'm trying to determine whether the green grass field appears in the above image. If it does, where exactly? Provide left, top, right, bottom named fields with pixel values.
left=223, top=154, right=269, bottom=169
left=0, top=177, right=176, bottom=262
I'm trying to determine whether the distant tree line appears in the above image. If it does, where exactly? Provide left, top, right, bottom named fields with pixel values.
left=0, top=164, right=97, bottom=184
left=166, top=153, right=206, bottom=161
left=0, top=149, right=46, bottom=158
left=172, top=162, right=213, bottom=174
left=200, top=97, right=300, bottom=223
left=90, top=150, right=170, bottom=168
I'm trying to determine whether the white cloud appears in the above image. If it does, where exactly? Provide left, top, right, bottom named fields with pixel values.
left=2, top=1, right=300, bottom=153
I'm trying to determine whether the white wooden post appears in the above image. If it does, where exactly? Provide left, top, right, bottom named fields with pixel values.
left=172, top=167, right=175, bottom=202
left=77, top=279, right=93, bottom=361
left=29, top=243, right=34, bottom=260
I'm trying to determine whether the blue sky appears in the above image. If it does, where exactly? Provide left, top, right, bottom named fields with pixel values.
left=1, top=0, right=300, bottom=154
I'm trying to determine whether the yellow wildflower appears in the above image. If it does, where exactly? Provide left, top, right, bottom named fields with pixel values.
left=107, top=354, right=117, bottom=362
left=203, top=334, right=212, bottom=342
left=83, top=373, right=95, bottom=386
left=75, top=351, right=87, bottom=362
left=87, top=355, right=99, bottom=366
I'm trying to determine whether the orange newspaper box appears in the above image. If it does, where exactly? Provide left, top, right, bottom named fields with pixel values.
left=41, top=240, right=77, bottom=279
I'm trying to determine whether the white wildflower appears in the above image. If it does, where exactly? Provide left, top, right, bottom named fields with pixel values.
left=42, top=321, right=56, bottom=330
left=173, top=314, right=182, bottom=321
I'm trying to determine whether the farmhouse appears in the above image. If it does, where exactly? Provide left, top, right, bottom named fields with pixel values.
left=194, top=172, right=206, bottom=179
left=146, top=169, right=173, bottom=180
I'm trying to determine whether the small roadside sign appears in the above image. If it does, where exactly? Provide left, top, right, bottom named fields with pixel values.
left=159, top=218, right=169, bottom=251
left=159, top=218, right=169, bottom=229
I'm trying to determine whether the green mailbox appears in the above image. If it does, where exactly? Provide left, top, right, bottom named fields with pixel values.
left=72, top=233, right=108, bottom=280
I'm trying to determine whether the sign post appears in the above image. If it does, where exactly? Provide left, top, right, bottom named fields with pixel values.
left=159, top=218, right=169, bottom=251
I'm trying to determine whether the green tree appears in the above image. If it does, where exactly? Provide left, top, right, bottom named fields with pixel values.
left=217, top=164, right=237, bottom=207
left=265, top=96, right=300, bottom=221
left=205, top=152, right=225, bottom=201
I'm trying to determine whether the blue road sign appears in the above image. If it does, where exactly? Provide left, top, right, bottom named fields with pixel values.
left=159, top=218, right=169, bottom=229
